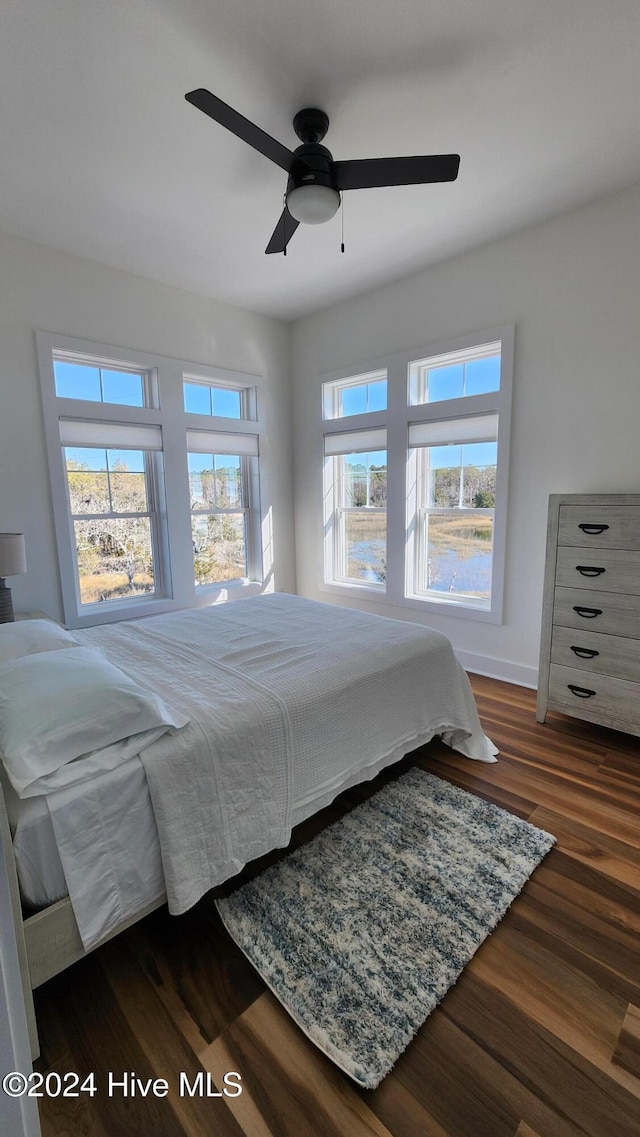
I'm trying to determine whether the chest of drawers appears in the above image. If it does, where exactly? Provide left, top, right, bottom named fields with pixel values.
left=536, top=493, right=640, bottom=736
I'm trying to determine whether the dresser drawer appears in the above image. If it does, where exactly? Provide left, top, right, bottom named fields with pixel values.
left=555, top=546, right=640, bottom=596
left=550, top=625, right=640, bottom=682
left=549, top=663, right=640, bottom=732
left=558, top=505, right=640, bottom=550
left=552, top=587, right=640, bottom=639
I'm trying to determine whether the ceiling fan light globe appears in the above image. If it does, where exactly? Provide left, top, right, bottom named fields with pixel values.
left=286, top=184, right=340, bottom=225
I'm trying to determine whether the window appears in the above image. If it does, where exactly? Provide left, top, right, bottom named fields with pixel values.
left=322, top=370, right=387, bottom=419
left=407, top=414, right=498, bottom=606
left=320, top=329, right=513, bottom=622
left=54, top=359, right=146, bottom=407
left=187, top=430, right=260, bottom=586
left=183, top=379, right=247, bottom=419
left=61, top=421, right=165, bottom=606
left=37, top=333, right=265, bottom=627
left=323, top=429, right=387, bottom=590
left=408, top=342, right=501, bottom=405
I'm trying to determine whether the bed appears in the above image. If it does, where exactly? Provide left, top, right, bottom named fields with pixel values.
left=0, top=592, right=496, bottom=1057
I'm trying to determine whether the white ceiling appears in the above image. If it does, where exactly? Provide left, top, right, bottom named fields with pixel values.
left=2, top=0, right=640, bottom=321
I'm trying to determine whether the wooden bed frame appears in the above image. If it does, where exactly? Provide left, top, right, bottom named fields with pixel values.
left=0, top=781, right=165, bottom=1060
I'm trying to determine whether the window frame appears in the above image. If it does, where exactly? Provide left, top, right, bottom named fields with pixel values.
left=318, top=326, right=513, bottom=623
left=322, top=369, right=388, bottom=420
left=406, top=420, right=500, bottom=614
left=186, top=434, right=261, bottom=588
left=322, top=424, right=388, bottom=596
left=37, top=331, right=265, bottom=628
left=62, top=432, right=168, bottom=610
left=331, top=448, right=387, bottom=591
left=183, top=374, right=257, bottom=421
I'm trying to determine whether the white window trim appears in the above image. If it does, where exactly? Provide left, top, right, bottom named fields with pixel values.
left=318, top=326, right=514, bottom=624
left=322, top=369, right=388, bottom=420
left=37, top=331, right=267, bottom=628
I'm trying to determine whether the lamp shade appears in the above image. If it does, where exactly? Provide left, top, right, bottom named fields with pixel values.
left=0, top=533, right=27, bottom=577
left=286, top=183, right=341, bottom=225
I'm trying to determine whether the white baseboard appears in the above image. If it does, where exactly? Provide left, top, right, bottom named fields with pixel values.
left=454, top=649, right=538, bottom=690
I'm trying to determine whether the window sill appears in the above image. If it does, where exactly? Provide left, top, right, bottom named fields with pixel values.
left=401, top=591, right=502, bottom=624
left=193, top=579, right=264, bottom=605
left=318, top=579, right=387, bottom=601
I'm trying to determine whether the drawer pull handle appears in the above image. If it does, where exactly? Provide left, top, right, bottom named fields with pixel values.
left=578, top=523, right=609, bottom=535
left=567, top=684, right=597, bottom=699
left=575, top=565, right=606, bottom=577
left=570, top=646, right=600, bottom=659
left=573, top=605, right=603, bottom=618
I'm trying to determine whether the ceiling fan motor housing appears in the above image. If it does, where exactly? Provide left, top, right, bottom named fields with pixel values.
left=287, top=142, right=337, bottom=196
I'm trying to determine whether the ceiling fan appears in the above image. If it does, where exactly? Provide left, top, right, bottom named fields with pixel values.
left=185, top=89, right=460, bottom=255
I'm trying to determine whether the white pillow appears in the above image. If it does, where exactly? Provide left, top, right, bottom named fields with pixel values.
left=0, top=619, right=82, bottom=663
left=0, top=647, right=189, bottom=798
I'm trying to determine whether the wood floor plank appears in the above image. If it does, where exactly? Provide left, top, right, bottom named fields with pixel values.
left=361, top=1077, right=453, bottom=1137
left=124, top=903, right=265, bottom=1050
left=442, top=972, right=640, bottom=1137
left=508, top=868, right=640, bottom=1008
left=528, top=806, right=640, bottom=891
left=467, top=919, right=639, bottom=1095
left=200, top=991, right=394, bottom=1137
left=34, top=674, right=640, bottom=1137
left=514, top=1123, right=543, bottom=1137
left=432, top=750, right=640, bottom=847
left=35, top=956, right=192, bottom=1137
left=612, top=1004, right=640, bottom=1079
left=99, top=937, right=247, bottom=1137
left=390, top=1001, right=585, bottom=1137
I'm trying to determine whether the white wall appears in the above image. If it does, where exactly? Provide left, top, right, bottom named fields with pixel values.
left=0, top=231, right=295, bottom=620
left=291, top=183, right=640, bottom=686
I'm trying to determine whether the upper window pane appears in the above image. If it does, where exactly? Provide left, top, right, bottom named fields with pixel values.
left=427, top=441, right=498, bottom=508
left=339, top=450, right=387, bottom=507
left=323, top=370, right=388, bottom=419
left=409, top=344, right=501, bottom=405
left=65, top=447, right=149, bottom=516
left=188, top=452, right=243, bottom=509
left=184, top=381, right=243, bottom=419
left=54, top=360, right=144, bottom=406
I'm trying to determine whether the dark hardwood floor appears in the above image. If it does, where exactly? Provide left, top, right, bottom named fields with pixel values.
left=34, top=675, right=640, bottom=1136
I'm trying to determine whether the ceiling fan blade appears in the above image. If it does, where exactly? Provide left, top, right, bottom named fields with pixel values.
left=185, top=89, right=295, bottom=173
left=334, top=154, right=460, bottom=191
left=265, top=207, right=300, bottom=255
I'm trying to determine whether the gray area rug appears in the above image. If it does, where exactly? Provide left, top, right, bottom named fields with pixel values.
left=216, top=769, right=555, bottom=1088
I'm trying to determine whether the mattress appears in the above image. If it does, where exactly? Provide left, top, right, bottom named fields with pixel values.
left=8, top=728, right=435, bottom=911
left=5, top=758, right=160, bottom=909
left=6, top=593, right=496, bottom=949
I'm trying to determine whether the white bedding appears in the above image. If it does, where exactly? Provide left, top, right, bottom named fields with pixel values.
left=13, top=594, right=496, bottom=949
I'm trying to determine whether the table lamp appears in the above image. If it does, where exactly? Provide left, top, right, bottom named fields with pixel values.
left=0, top=533, right=27, bottom=623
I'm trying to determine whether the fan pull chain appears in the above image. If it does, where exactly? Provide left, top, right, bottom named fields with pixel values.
left=283, top=194, right=287, bottom=256
left=341, top=193, right=345, bottom=253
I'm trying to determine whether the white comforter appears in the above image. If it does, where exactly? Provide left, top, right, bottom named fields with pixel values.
left=47, top=594, right=496, bottom=948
